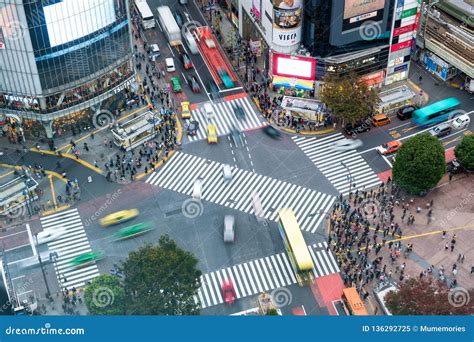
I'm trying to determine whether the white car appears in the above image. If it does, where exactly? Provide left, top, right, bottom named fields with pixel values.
left=148, top=44, right=160, bottom=62
left=330, top=138, right=363, bottom=152
left=450, top=114, right=470, bottom=130
left=165, top=58, right=175, bottom=72
left=36, top=228, right=68, bottom=245
left=223, top=215, right=235, bottom=243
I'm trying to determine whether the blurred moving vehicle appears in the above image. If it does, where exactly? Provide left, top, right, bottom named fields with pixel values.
left=148, top=44, right=161, bottom=62
left=223, top=215, right=235, bottom=242
left=376, top=140, right=402, bottom=155
left=112, top=222, right=154, bottom=241
left=222, top=279, right=236, bottom=304
left=187, top=75, right=201, bottom=92
left=171, top=76, right=182, bottom=93
left=234, top=105, right=245, bottom=120
left=181, top=101, right=191, bottom=119
left=36, top=228, right=68, bottom=244
left=230, top=126, right=243, bottom=147
left=207, top=124, right=218, bottom=144
left=179, top=0, right=188, bottom=4
left=100, top=209, right=139, bottom=227
left=330, top=138, right=363, bottom=152
left=396, top=105, right=416, bottom=120
left=345, top=122, right=371, bottom=135
left=180, top=53, right=193, bottom=69
left=263, top=125, right=281, bottom=139
left=173, top=11, right=184, bottom=28
left=69, top=251, right=104, bottom=268
left=223, top=164, right=232, bottom=182
left=218, top=69, right=234, bottom=88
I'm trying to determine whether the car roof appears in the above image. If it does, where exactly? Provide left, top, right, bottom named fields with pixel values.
left=165, top=58, right=174, bottom=64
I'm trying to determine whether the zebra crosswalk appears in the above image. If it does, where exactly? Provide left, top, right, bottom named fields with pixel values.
left=41, top=208, right=100, bottom=290
left=292, top=133, right=381, bottom=196
left=187, top=97, right=264, bottom=142
left=146, top=152, right=335, bottom=233
left=197, top=241, right=339, bottom=309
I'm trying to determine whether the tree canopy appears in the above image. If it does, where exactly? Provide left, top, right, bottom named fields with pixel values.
left=319, top=72, right=380, bottom=125
left=454, top=134, right=474, bottom=170
left=385, top=277, right=474, bottom=315
left=84, top=274, right=126, bottom=315
left=123, top=235, right=202, bottom=315
left=392, top=133, right=445, bottom=194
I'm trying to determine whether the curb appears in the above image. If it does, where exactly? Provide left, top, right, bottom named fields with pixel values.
left=30, top=148, right=104, bottom=175
left=280, top=127, right=336, bottom=136
left=135, top=149, right=176, bottom=181
left=41, top=204, right=72, bottom=217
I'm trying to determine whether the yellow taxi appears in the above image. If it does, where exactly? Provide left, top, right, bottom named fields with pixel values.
left=181, top=101, right=191, bottom=120
left=207, top=124, right=218, bottom=144
left=99, top=209, right=139, bottom=227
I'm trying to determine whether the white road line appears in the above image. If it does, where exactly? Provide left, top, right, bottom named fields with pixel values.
left=25, top=224, right=36, bottom=256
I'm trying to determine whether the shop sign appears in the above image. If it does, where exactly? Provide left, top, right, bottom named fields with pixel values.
left=249, top=40, right=261, bottom=56
left=4, top=94, right=39, bottom=106
left=114, top=77, right=135, bottom=94
left=393, top=24, right=414, bottom=37
left=394, top=63, right=408, bottom=72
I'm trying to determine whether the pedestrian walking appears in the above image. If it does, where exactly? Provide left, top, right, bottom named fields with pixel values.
left=442, top=230, right=446, bottom=239
left=83, top=142, right=89, bottom=152
left=450, top=243, right=455, bottom=252
left=445, top=242, right=449, bottom=251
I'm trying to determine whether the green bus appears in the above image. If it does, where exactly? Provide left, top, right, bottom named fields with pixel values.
left=412, top=97, right=460, bottom=126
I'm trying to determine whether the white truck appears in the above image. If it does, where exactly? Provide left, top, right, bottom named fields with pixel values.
left=157, top=6, right=182, bottom=46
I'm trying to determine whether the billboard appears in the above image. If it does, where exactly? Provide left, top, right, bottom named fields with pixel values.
left=44, top=0, right=116, bottom=47
left=272, top=53, right=316, bottom=80
left=251, top=0, right=262, bottom=20
left=342, top=0, right=385, bottom=31
left=272, top=0, right=302, bottom=45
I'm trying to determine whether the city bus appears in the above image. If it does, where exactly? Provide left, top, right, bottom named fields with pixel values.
left=277, top=208, right=314, bottom=286
left=342, top=287, right=368, bottom=316
left=412, top=97, right=460, bottom=126
left=134, top=0, right=155, bottom=30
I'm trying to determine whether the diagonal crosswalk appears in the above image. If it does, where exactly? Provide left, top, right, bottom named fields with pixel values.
left=197, top=241, right=339, bottom=309
left=187, top=97, right=264, bottom=142
left=292, top=133, right=381, bottom=196
left=146, top=152, right=335, bottom=233
left=41, top=208, right=100, bottom=290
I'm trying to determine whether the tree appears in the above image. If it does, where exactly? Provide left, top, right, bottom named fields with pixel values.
left=123, top=235, right=202, bottom=315
left=84, top=274, right=126, bottom=315
left=455, top=134, right=474, bottom=170
left=0, top=285, right=14, bottom=315
left=385, top=277, right=474, bottom=315
left=392, top=133, right=445, bottom=194
left=319, top=72, right=379, bottom=125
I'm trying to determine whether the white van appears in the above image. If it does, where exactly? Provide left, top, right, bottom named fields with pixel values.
left=165, top=58, right=175, bottom=72
left=204, top=103, right=215, bottom=119
left=183, top=31, right=199, bottom=55
left=450, top=114, right=470, bottom=130
left=223, top=164, right=232, bottom=182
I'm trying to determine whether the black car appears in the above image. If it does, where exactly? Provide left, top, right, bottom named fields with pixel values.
left=397, top=105, right=417, bottom=120
left=180, top=53, right=193, bottom=69
left=263, top=125, right=281, bottom=139
left=344, top=122, right=371, bottom=136
left=187, top=120, right=199, bottom=136
left=234, top=105, right=245, bottom=120
left=187, top=75, right=201, bottom=93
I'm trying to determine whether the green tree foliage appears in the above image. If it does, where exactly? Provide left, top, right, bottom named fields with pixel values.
left=393, top=133, right=445, bottom=194
left=84, top=274, right=126, bottom=315
left=385, top=277, right=474, bottom=315
left=319, top=72, right=380, bottom=125
left=123, top=235, right=202, bottom=315
left=454, top=134, right=474, bottom=170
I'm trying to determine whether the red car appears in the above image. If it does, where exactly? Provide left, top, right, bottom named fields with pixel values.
left=222, top=279, right=235, bottom=304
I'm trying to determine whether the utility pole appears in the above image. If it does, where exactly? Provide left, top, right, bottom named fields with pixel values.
left=34, top=234, right=51, bottom=300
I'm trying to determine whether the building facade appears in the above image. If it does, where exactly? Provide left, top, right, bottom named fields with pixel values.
left=416, top=0, right=473, bottom=92
left=0, top=0, right=135, bottom=140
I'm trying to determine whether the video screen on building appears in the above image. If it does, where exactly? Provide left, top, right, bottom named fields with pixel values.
left=272, top=53, right=316, bottom=80
left=44, top=0, right=116, bottom=47
left=342, top=0, right=385, bottom=31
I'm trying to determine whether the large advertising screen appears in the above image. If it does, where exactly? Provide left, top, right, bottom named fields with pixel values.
left=44, top=0, right=116, bottom=47
left=272, top=0, right=302, bottom=45
left=272, top=53, right=316, bottom=80
left=342, top=0, right=385, bottom=31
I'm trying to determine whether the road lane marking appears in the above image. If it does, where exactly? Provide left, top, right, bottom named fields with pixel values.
left=25, top=224, right=36, bottom=256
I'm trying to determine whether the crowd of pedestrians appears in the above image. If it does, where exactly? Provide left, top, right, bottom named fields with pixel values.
left=328, top=180, right=463, bottom=303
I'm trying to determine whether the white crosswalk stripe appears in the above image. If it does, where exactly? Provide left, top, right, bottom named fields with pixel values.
left=292, top=133, right=382, bottom=196
left=187, top=97, right=264, bottom=142
left=146, top=152, right=335, bottom=233
left=41, top=208, right=100, bottom=290
left=197, top=242, right=339, bottom=309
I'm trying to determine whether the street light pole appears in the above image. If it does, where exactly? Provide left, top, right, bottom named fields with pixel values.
left=34, top=233, right=51, bottom=300
left=340, top=161, right=354, bottom=192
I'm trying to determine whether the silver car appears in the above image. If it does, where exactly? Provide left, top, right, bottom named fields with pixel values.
left=223, top=215, right=235, bottom=243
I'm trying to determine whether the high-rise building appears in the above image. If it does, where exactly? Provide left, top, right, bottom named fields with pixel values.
left=0, top=0, right=135, bottom=140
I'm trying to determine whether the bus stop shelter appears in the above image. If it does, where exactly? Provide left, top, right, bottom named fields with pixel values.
left=377, top=85, right=416, bottom=114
